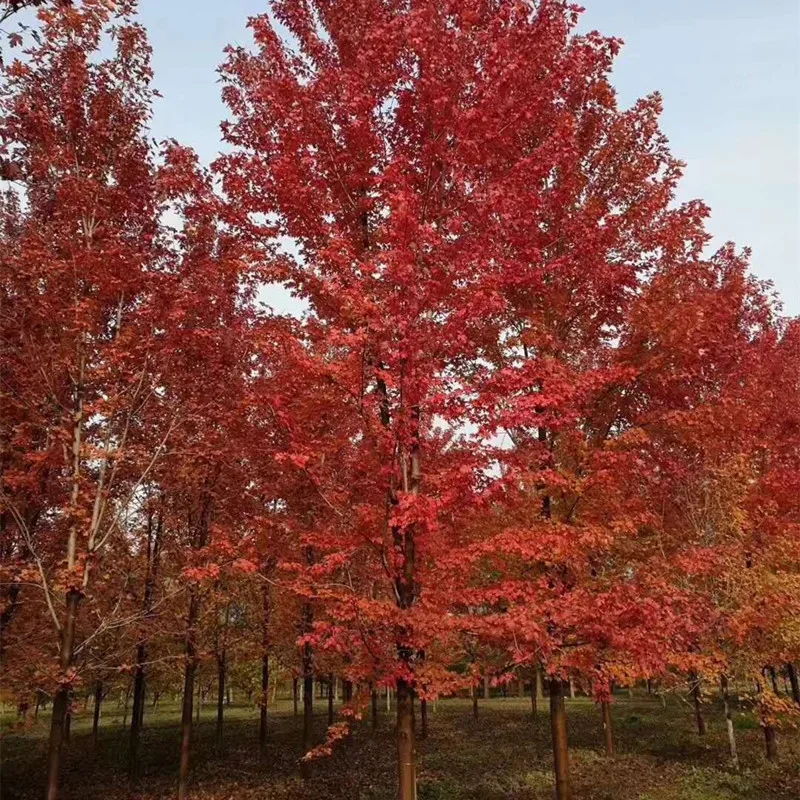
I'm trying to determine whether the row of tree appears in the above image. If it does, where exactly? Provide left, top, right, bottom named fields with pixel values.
left=1, top=2, right=798, bottom=800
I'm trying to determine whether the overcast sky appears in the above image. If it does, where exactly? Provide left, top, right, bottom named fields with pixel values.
left=136, top=0, right=799, bottom=315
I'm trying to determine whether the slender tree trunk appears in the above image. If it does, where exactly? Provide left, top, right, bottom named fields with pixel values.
left=259, top=649, right=269, bottom=753
left=128, top=643, right=147, bottom=779
left=569, top=680, right=575, bottom=700
left=787, top=663, right=800, bottom=705
left=397, top=679, right=416, bottom=800
left=420, top=698, right=427, bottom=740
left=129, top=509, right=162, bottom=779
left=177, top=590, right=200, bottom=800
left=601, top=699, right=614, bottom=756
left=92, top=682, right=103, bottom=751
left=328, top=674, right=335, bottom=726
left=371, top=685, right=378, bottom=730
left=531, top=673, right=538, bottom=716
left=721, top=675, right=739, bottom=771
left=472, top=684, right=479, bottom=719
left=300, top=600, right=314, bottom=777
left=386, top=685, right=391, bottom=712
left=689, top=672, right=706, bottom=735
left=259, top=581, right=271, bottom=754
left=536, top=666, right=543, bottom=700
left=45, top=588, right=80, bottom=800
left=767, top=666, right=780, bottom=696
left=216, top=652, right=226, bottom=748
left=764, top=721, right=778, bottom=761
left=483, top=675, right=490, bottom=700
left=549, top=679, right=572, bottom=800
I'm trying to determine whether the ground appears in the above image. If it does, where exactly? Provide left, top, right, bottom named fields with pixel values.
left=1, top=693, right=798, bottom=799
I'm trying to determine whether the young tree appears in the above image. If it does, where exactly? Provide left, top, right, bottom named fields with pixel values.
left=0, top=5, right=172, bottom=797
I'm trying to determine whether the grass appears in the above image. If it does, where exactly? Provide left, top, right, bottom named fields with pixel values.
left=1, top=693, right=798, bottom=799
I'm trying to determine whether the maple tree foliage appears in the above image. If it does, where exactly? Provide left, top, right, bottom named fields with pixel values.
left=1, top=2, right=798, bottom=800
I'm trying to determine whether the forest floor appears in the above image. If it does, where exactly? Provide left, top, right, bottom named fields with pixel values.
left=1, top=693, right=798, bottom=800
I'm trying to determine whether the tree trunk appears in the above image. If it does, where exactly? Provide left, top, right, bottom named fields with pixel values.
left=764, top=722, right=778, bottom=761
left=386, top=685, right=391, bottom=712
left=259, top=648, right=270, bottom=753
left=129, top=509, right=162, bottom=779
left=689, top=672, right=706, bottom=735
left=569, top=680, right=575, bottom=700
left=472, top=684, right=479, bottom=719
left=787, top=663, right=800, bottom=705
left=92, top=682, right=102, bottom=751
left=420, top=698, right=427, bottom=740
left=46, top=590, right=79, bottom=800
left=128, top=643, right=147, bottom=779
left=549, top=679, right=572, bottom=800
left=216, top=652, right=226, bottom=748
left=601, top=699, right=614, bottom=756
left=483, top=675, right=490, bottom=700
left=530, top=673, right=538, bottom=716
left=177, top=590, right=200, bottom=800
left=397, top=679, right=416, bottom=800
left=721, top=675, right=739, bottom=771
left=371, top=685, right=378, bottom=730
left=301, top=601, right=314, bottom=777
left=768, top=666, right=780, bottom=696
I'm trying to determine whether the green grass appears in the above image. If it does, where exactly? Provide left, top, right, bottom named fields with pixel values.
left=1, top=694, right=797, bottom=799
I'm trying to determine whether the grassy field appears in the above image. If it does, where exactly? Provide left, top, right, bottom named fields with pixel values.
left=1, top=693, right=798, bottom=799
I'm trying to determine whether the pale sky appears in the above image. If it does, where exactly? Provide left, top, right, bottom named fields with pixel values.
left=134, top=1, right=799, bottom=315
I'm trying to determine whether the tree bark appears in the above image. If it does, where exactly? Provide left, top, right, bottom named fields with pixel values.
left=721, top=675, right=739, bottom=771
left=787, top=663, right=800, bottom=705
left=397, top=679, right=416, bottom=800
left=420, top=698, right=428, bottom=740
left=601, top=699, right=614, bottom=756
left=371, top=685, right=378, bottom=730
left=300, top=600, right=314, bottom=777
left=45, top=589, right=79, bottom=800
left=259, top=575, right=272, bottom=754
left=530, top=672, right=538, bottom=716
left=764, top=722, right=778, bottom=761
left=177, top=591, right=200, bottom=800
left=472, top=684, right=479, bottom=719
left=215, top=652, right=226, bottom=748
left=549, top=679, right=572, bottom=800
left=689, top=672, right=706, bottom=735
left=128, top=643, right=147, bottom=779
left=92, top=682, right=103, bottom=751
